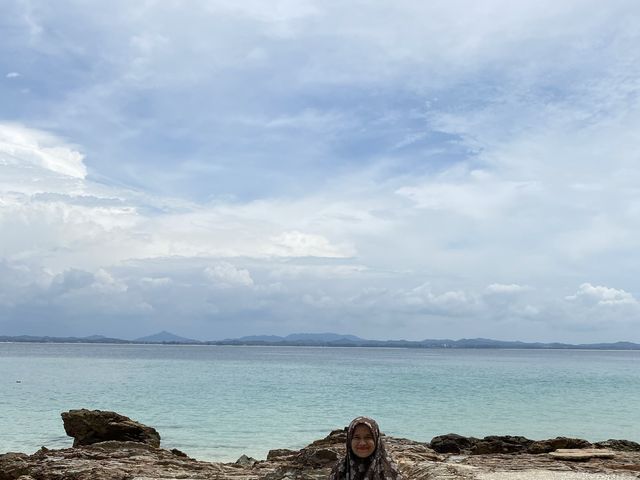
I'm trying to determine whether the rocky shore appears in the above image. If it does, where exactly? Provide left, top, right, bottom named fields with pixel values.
left=1, top=410, right=639, bottom=480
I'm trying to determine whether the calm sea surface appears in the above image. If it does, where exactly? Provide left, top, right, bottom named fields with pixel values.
left=1, top=343, right=639, bottom=461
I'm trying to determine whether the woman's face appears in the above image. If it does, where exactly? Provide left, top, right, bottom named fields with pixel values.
left=351, top=424, right=376, bottom=458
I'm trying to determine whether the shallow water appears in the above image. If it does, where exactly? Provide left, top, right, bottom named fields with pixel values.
left=1, top=343, right=639, bottom=461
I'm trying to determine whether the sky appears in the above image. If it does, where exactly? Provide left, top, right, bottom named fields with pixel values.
left=1, top=0, right=640, bottom=342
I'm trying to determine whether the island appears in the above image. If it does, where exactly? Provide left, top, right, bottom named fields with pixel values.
left=2, top=332, right=640, bottom=350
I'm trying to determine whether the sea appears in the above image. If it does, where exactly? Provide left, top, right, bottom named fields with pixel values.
left=1, top=343, right=639, bottom=462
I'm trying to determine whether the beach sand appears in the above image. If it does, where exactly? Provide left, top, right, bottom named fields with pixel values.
left=479, top=473, right=637, bottom=480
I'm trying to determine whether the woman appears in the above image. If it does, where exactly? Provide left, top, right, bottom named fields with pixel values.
left=329, top=416, right=403, bottom=480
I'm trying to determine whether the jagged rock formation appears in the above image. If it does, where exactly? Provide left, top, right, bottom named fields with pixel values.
left=1, top=412, right=639, bottom=480
left=61, top=409, right=161, bottom=447
left=430, top=433, right=595, bottom=455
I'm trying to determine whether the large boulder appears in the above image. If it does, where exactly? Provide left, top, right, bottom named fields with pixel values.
left=295, top=447, right=338, bottom=467
left=430, top=434, right=594, bottom=455
left=527, top=437, right=591, bottom=454
left=594, top=439, right=640, bottom=452
left=472, top=435, right=533, bottom=454
left=430, top=433, right=479, bottom=454
left=61, top=409, right=160, bottom=447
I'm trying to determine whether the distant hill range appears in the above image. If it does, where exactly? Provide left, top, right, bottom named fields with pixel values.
left=134, top=331, right=197, bottom=343
left=1, top=332, right=639, bottom=350
left=233, top=333, right=363, bottom=343
left=0, top=334, right=129, bottom=344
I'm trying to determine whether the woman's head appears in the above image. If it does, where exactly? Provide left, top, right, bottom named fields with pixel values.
left=347, top=417, right=380, bottom=460
left=330, top=416, right=403, bottom=480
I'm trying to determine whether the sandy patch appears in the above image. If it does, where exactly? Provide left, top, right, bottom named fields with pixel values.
left=478, top=472, right=637, bottom=480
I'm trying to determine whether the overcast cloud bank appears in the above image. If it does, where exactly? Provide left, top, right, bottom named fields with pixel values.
left=1, top=1, right=640, bottom=341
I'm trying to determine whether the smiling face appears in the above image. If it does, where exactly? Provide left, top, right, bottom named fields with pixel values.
left=350, top=424, right=376, bottom=458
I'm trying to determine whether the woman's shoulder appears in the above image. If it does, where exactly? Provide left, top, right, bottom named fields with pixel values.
left=328, top=455, right=345, bottom=480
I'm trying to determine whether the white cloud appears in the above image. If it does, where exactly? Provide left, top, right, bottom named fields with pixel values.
left=139, top=276, right=172, bottom=288
left=486, top=283, right=530, bottom=294
left=401, top=283, right=478, bottom=316
left=6, top=72, right=20, bottom=78
left=0, top=123, right=87, bottom=179
left=93, top=268, right=128, bottom=293
left=396, top=171, right=539, bottom=220
left=5, top=115, right=638, bottom=340
left=566, top=283, right=638, bottom=307
left=3, top=2, right=640, bottom=342
left=268, top=264, right=367, bottom=279
left=0, top=124, right=359, bottom=271
left=204, top=262, right=254, bottom=287
left=267, top=230, right=354, bottom=258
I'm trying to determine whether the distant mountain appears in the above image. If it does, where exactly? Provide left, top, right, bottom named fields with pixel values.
left=0, top=334, right=128, bottom=344
left=134, top=331, right=198, bottom=344
left=83, top=335, right=107, bottom=341
left=231, top=333, right=364, bottom=344
left=576, top=341, right=640, bottom=350
left=284, top=333, right=364, bottom=342
left=236, top=335, right=286, bottom=342
left=1, top=333, right=639, bottom=350
left=209, top=335, right=640, bottom=350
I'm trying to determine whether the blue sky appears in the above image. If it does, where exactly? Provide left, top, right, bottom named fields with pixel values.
left=1, top=0, right=640, bottom=342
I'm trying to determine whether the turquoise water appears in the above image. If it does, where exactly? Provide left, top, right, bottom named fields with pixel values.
left=1, top=343, right=639, bottom=461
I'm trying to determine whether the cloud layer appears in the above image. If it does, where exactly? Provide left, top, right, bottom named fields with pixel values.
left=1, top=1, right=640, bottom=341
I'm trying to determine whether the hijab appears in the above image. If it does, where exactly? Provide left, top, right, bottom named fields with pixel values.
left=329, top=417, right=403, bottom=480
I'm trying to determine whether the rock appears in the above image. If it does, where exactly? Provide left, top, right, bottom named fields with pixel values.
left=61, top=409, right=161, bottom=447
left=549, top=448, right=616, bottom=461
left=170, top=448, right=188, bottom=457
left=0, top=453, right=30, bottom=480
left=236, top=454, right=258, bottom=467
left=305, top=429, right=346, bottom=448
left=431, top=434, right=597, bottom=456
left=267, top=449, right=298, bottom=460
left=0, top=441, right=234, bottom=480
left=3, top=435, right=640, bottom=480
left=430, top=433, right=479, bottom=453
left=472, top=436, right=533, bottom=454
left=527, top=437, right=592, bottom=454
left=4, top=412, right=640, bottom=480
left=295, top=447, right=339, bottom=467
left=594, top=439, right=640, bottom=452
